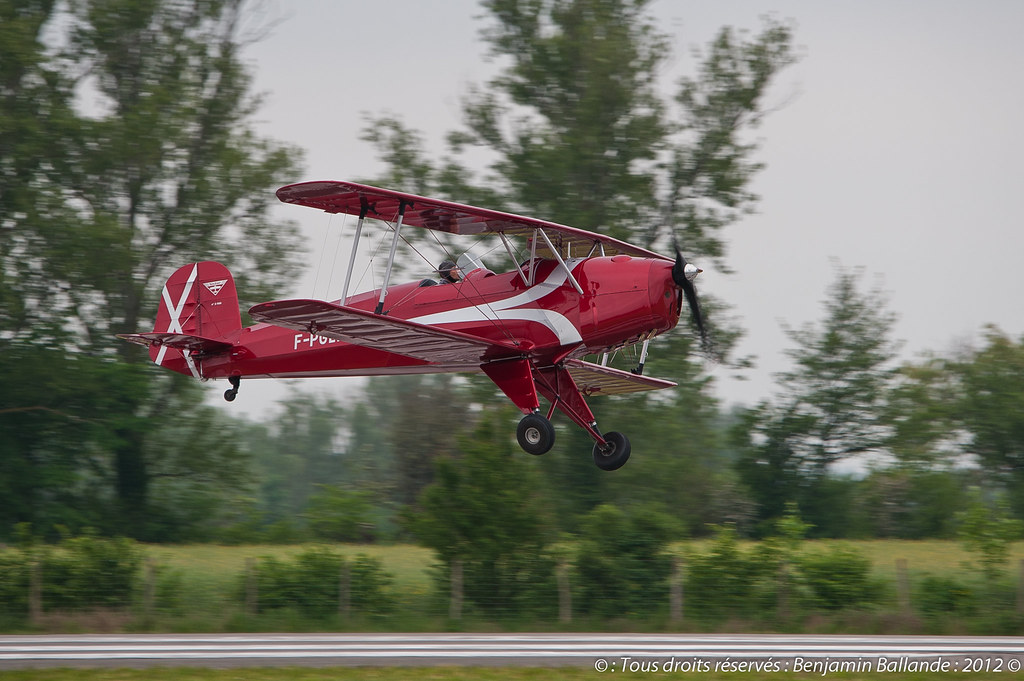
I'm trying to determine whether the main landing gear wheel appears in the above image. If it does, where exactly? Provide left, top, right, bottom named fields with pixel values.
left=224, top=375, right=240, bottom=402
left=517, top=413, right=556, bottom=455
left=593, top=431, right=631, bottom=471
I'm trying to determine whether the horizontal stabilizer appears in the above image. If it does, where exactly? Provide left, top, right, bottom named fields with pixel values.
left=116, top=332, right=233, bottom=355
left=565, top=359, right=676, bottom=396
left=249, top=299, right=522, bottom=366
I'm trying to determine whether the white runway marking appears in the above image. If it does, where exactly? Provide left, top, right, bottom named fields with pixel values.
left=1, top=634, right=1023, bottom=668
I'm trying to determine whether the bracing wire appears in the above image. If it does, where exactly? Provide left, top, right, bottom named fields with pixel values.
left=324, top=214, right=349, bottom=300
left=311, top=214, right=334, bottom=298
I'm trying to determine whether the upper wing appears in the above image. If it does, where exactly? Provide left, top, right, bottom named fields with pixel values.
left=565, top=359, right=677, bottom=396
left=249, top=299, right=523, bottom=366
left=276, top=180, right=672, bottom=262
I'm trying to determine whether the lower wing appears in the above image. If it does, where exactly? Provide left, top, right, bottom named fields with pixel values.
left=565, top=359, right=677, bottom=396
left=249, top=299, right=523, bottom=366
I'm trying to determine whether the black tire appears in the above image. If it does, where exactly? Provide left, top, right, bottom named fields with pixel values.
left=224, top=389, right=237, bottom=402
left=593, top=431, right=631, bottom=471
left=517, top=414, right=555, bottom=455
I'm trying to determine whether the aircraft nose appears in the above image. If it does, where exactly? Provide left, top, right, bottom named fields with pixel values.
left=649, top=260, right=681, bottom=323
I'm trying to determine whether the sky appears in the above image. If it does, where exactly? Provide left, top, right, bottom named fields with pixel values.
left=217, top=0, right=1024, bottom=419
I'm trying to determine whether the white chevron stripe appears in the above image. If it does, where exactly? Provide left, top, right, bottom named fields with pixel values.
left=409, top=260, right=584, bottom=345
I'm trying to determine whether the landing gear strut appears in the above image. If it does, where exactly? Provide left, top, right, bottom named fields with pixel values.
left=224, top=375, right=240, bottom=402
left=517, top=413, right=555, bottom=455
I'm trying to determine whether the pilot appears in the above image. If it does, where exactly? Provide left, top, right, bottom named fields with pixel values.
left=438, top=260, right=461, bottom=284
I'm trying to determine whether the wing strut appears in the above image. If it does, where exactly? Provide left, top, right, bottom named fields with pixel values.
left=375, top=200, right=408, bottom=314
left=537, top=229, right=584, bottom=295
left=341, top=198, right=369, bottom=303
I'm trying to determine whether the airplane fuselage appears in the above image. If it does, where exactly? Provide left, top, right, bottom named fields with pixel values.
left=183, top=256, right=680, bottom=381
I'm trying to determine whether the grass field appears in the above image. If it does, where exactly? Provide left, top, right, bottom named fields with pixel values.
left=143, top=539, right=1024, bottom=591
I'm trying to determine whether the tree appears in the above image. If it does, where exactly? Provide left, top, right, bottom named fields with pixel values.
left=887, top=328, right=1024, bottom=518
left=408, top=409, right=556, bottom=617
left=886, top=353, right=966, bottom=468
left=358, top=1, right=795, bottom=531
left=957, top=487, right=1024, bottom=579
left=348, top=375, right=475, bottom=508
left=362, top=1, right=795, bottom=309
left=0, top=0, right=303, bottom=540
left=955, top=329, right=1024, bottom=513
left=736, top=265, right=902, bottom=533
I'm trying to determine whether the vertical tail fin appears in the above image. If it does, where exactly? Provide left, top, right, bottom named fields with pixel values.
left=153, top=261, right=241, bottom=342
left=118, top=261, right=241, bottom=377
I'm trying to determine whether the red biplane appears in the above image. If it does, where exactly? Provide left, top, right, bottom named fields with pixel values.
left=118, top=181, right=708, bottom=470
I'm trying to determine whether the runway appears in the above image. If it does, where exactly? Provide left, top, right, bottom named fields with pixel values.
left=2, top=633, right=1024, bottom=669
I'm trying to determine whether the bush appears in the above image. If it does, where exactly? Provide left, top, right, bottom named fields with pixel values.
left=916, top=575, right=976, bottom=616
left=574, top=504, right=676, bottom=618
left=685, top=525, right=780, bottom=619
left=795, top=545, right=877, bottom=610
left=0, top=533, right=142, bottom=616
left=0, top=553, right=29, bottom=616
left=247, top=547, right=394, bottom=617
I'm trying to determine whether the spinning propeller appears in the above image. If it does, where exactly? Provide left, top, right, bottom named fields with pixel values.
left=671, top=242, right=711, bottom=353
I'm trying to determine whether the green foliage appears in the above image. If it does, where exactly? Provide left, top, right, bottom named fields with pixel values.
left=775, top=501, right=813, bottom=545
left=574, top=503, right=676, bottom=617
left=0, top=0, right=302, bottom=544
left=40, top=534, right=143, bottom=610
left=684, top=525, right=780, bottom=619
left=915, top=575, right=976, bottom=616
left=0, top=552, right=29, bottom=616
left=247, top=547, right=394, bottom=617
left=305, top=487, right=375, bottom=543
left=409, top=409, right=556, bottom=617
left=795, top=545, right=877, bottom=611
left=851, top=468, right=968, bottom=539
left=0, top=532, right=142, bottom=615
left=737, top=265, right=901, bottom=532
left=956, top=488, right=1023, bottom=579
left=955, top=330, right=1024, bottom=515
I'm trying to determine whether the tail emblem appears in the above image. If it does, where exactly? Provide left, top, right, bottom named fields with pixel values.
left=203, top=279, right=228, bottom=296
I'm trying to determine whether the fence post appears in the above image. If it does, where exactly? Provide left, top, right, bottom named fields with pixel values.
left=449, top=559, right=463, bottom=620
left=29, top=559, right=42, bottom=626
left=777, top=561, right=789, bottom=621
left=144, top=557, right=156, bottom=622
left=557, top=561, right=572, bottom=623
left=245, top=558, right=258, bottom=615
left=339, top=560, right=351, bottom=620
left=895, top=558, right=911, bottom=614
left=670, top=556, right=683, bottom=624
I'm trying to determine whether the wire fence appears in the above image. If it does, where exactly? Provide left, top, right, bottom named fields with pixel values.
left=3, top=542, right=1024, bottom=632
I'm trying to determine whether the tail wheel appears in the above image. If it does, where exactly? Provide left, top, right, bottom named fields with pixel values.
left=224, top=375, right=240, bottom=402
left=593, top=431, right=631, bottom=471
left=517, top=414, right=555, bottom=455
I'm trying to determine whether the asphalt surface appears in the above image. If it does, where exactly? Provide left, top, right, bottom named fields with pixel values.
left=2, top=633, right=1024, bottom=669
